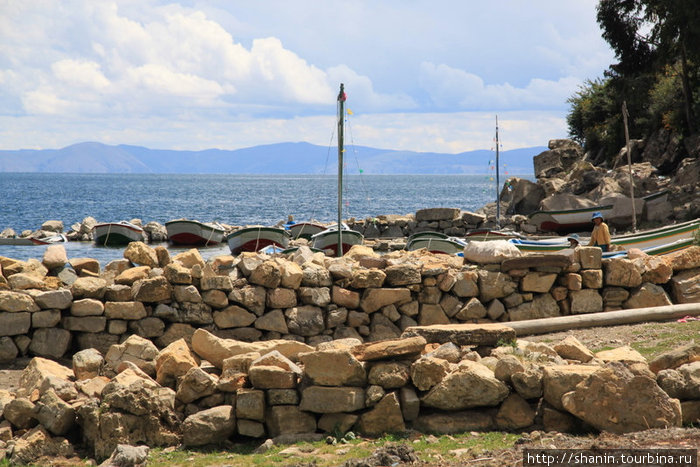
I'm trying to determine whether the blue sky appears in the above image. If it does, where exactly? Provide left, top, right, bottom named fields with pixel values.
left=0, top=1, right=614, bottom=152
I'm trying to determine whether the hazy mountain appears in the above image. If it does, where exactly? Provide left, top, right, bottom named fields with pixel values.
left=0, top=141, right=543, bottom=174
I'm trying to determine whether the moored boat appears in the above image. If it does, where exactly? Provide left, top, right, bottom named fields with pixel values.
left=406, top=236, right=467, bottom=255
left=511, top=218, right=699, bottom=254
left=527, top=205, right=615, bottom=234
left=465, top=228, right=524, bottom=242
left=311, top=224, right=364, bottom=256
left=93, top=221, right=146, bottom=246
left=30, top=233, right=68, bottom=245
left=165, top=219, right=226, bottom=246
left=287, top=222, right=326, bottom=240
left=226, top=226, right=289, bottom=255
left=603, top=237, right=695, bottom=258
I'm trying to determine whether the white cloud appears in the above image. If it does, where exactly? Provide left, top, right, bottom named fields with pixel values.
left=419, top=62, right=581, bottom=111
left=0, top=1, right=613, bottom=151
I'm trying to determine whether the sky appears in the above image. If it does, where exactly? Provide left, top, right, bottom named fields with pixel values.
left=0, top=1, right=615, bottom=153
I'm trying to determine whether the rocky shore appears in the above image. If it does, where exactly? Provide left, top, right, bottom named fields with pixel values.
left=0, top=238, right=699, bottom=464
left=0, top=136, right=698, bottom=465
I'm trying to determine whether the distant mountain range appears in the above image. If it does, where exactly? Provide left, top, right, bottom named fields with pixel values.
left=0, top=141, right=543, bottom=174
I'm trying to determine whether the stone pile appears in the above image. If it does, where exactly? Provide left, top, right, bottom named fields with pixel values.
left=1, top=325, right=700, bottom=464
left=0, top=242, right=699, bottom=364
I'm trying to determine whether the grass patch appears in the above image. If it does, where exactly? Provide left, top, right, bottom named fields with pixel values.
left=146, top=432, right=521, bottom=467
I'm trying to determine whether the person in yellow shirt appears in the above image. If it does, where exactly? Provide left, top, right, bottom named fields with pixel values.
left=588, top=211, right=611, bottom=252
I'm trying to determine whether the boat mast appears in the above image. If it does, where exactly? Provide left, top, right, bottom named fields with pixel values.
left=495, top=115, right=500, bottom=229
left=337, top=83, right=345, bottom=257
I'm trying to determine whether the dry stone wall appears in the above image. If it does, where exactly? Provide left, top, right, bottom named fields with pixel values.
left=0, top=243, right=699, bottom=361
left=0, top=243, right=700, bottom=463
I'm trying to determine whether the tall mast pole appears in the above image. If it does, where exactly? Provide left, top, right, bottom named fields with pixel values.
left=495, top=115, right=500, bottom=229
left=337, top=84, right=345, bottom=257
left=622, top=101, right=637, bottom=232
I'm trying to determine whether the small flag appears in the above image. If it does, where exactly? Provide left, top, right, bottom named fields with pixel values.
left=359, top=169, right=364, bottom=173
left=347, top=109, right=353, bottom=115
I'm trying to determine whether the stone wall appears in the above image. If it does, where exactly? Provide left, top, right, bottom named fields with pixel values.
left=1, top=243, right=700, bottom=462
left=1, top=243, right=699, bottom=361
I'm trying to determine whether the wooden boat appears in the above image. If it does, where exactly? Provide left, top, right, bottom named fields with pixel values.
left=406, top=236, right=467, bottom=255
left=528, top=190, right=670, bottom=234
left=165, top=219, right=226, bottom=246
left=287, top=222, right=326, bottom=240
left=510, top=218, right=699, bottom=254
left=311, top=224, right=364, bottom=256
left=93, top=221, right=145, bottom=246
left=30, top=233, right=68, bottom=245
left=226, top=226, right=289, bottom=255
left=527, top=205, right=615, bottom=234
left=310, top=83, right=365, bottom=257
left=465, top=228, right=524, bottom=242
left=603, top=237, right=695, bottom=258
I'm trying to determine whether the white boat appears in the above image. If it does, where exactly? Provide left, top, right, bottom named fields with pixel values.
left=311, top=224, right=364, bottom=256
left=30, top=233, right=68, bottom=245
left=287, top=222, right=327, bottom=240
left=603, top=237, right=695, bottom=258
left=310, top=83, right=365, bottom=257
left=226, top=226, right=289, bottom=255
left=165, top=219, right=226, bottom=246
left=93, top=221, right=146, bottom=246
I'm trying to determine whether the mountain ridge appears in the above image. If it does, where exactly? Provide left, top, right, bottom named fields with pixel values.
left=0, top=141, right=543, bottom=174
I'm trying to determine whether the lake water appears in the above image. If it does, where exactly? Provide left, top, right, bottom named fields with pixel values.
left=0, top=173, right=533, bottom=262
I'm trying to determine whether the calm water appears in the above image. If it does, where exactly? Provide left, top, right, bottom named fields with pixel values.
left=0, top=173, right=532, bottom=262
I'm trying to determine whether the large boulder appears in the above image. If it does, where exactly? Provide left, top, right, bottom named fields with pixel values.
left=463, top=240, right=522, bottom=265
left=561, top=362, right=682, bottom=433
left=182, top=405, right=236, bottom=446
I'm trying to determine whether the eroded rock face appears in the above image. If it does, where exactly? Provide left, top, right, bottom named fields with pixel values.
left=561, top=362, right=682, bottom=433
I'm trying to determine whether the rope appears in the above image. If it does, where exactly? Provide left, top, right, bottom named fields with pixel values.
left=204, top=224, right=216, bottom=246
left=104, top=223, right=112, bottom=246
left=255, top=227, right=262, bottom=251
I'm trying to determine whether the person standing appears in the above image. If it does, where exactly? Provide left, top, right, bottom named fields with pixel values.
left=588, top=212, right=611, bottom=252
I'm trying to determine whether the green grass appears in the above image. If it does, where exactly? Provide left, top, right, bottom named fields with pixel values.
left=626, top=320, right=700, bottom=359
left=146, top=432, right=521, bottom=467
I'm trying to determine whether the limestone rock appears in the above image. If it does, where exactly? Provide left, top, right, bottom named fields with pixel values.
left=132, top=276, right=172, bottom=303
left=299, top=386, right=365, bottom=413
left=495, top=393, right=535, bottom=430
left=33, top=389, right=75, bottom=435
left=176, top=367, right=218, bottom=403
left=265, top=405, right=316, bottom=438
left=299, top=349, right=366, bottom=386
left=623, top=282, right=672, bottom=309
left=33, top=289, right=72, bottom=310
left=42, top=245, right=68, bottom=270
left=421, top=360, right=509, bottom=410
left=569, top=289, right=603, bottom=314
left=182, top=405, right=236, bottom=447
left=9, top=426, right=74, bottom=466
left=561, top=362, right=682, bottom=433
left=410, top=356, right=450, bottom=391
left=553, top=336, right=594, bottom=363
left=649, top=343, right=700, bottom=373
left=29, top=328, right=71, bottom=359
left=670, top=268, right=700, bottom=303
left=368, top=361, right=410, bottom=389
left=604, top=258, right=643, bottom=288
left=124, top=242, right=159, bottom=268
left=155, top=339, right=200, bottom=387
left=0, top=290, right=39, bottom=312
left=477, top=270, right=517, bottom=302
left=542, top=364, right=598, bottom=411
left=355, top=392, right=405, bottom=436
left=412, top=410, right=496, bottom=434
left=105, top=335, right=159, bottom=376
left=71, top=277, right=107, bottom=300
left=360, top=288, right=411, bottom=313
left=73, top=348, right=104, bottom=381
left=402, top=323, right=515, bottom=346
left=352, top=335, right=426, bottom=361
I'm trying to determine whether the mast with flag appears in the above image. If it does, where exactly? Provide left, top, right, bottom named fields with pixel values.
left=495, top=115, right=501, bottom=229
left=337, top=84, right=346, bottom=257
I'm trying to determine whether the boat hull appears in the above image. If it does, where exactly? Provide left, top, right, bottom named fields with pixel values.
left=287, top=222, right=326, bottom=240
left=30, top=234, right=67, bottom=245
left=166, top=220, right=225, bottom=246
left=311, top=229, right=364, bottom=256
left=227, top=227, right=289, bottom=255
left=406, top=237, right=466, bottom=255
left=465, top=229, right=523, bottom=241
left=93, top=223, right=145, bottom=246
left=512, top=219, right=699, bottom=254
left=528, top=205, right=614, bottom=234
